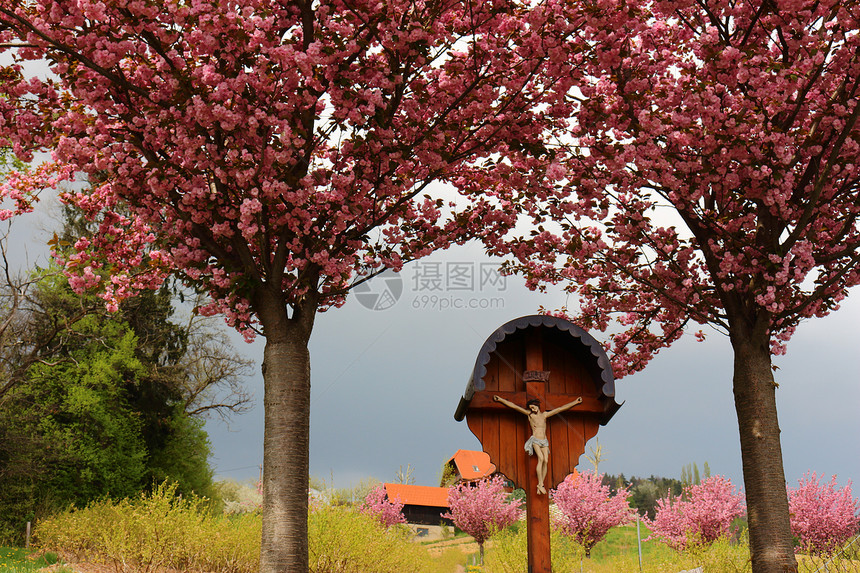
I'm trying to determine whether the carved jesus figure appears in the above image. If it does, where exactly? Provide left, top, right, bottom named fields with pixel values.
left=493, top=395, right=583, bottom=494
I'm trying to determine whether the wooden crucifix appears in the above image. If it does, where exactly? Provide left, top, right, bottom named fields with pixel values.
left=454, top=315, right=621, bottom=573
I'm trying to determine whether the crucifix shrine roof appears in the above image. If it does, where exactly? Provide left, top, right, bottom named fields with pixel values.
left=453, top=315, right=621, bottom=424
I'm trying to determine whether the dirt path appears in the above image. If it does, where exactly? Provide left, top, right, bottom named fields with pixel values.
left=424, top=535, right=481, bottom=556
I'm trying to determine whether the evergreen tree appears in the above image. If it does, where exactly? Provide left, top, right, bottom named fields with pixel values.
left=601, top=473, right=685, bottom=519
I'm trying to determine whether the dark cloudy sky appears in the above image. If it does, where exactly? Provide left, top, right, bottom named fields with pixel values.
left=205, top=242, right=860, bottom=493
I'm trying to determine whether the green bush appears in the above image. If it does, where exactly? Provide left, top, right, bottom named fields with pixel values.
left=35, top=480, right=458, bottom=573
left=483, top=526, right=582, bottom=572
left=308, top=505, right=439, bottom=573
left=35, top=482, right=260, bottom=573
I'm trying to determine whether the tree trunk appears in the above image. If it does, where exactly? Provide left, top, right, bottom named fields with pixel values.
left=730, top=325, right=798, bottom=573
left=255, top=288, right=317, bottom=573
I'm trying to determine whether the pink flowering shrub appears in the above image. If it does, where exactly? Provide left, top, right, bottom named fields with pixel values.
left=359, top=485, right=406, bottom=529
left=551, top=472, right=633, bottom=556
left=788, top=473, right=859, bottom=555
left=443, top=475, right=522, bottom=563
left=648, top=475, right=745, bottom=551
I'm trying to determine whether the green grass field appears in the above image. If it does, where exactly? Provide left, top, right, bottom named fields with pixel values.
left=480, top=521, right=756, bottom=573
left=480, top=523, right=859, bottom=573
left=0, top=547, right=65, bottom=572
left=554, top=523, right=734, bottom=573
left=589, top=521, right=676, bottom=559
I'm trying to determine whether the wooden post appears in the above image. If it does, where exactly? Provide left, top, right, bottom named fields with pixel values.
left=525, top=329, right=551, bottom=573
left=25, top=521, right=31, bottom=548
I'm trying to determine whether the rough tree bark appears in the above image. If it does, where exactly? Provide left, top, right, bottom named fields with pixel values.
left=730, top=314, right=797, bottom=573
left=255, top=287, right=318, bottom=573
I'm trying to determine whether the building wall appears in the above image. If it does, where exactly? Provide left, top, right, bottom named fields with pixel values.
left=403, top=504, right=454, bottom=526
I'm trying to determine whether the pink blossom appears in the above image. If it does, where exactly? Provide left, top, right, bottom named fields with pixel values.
left=647, top=476, right=745, bottom=551
left=359, top=484, right=406, bottom=529
left=0, top=0, right=576, bottom=335
left=551, top=471, right=633, bottom=556
left=505, top=1, right=860, bottom=376
left=443, top=475, right=522, bottom=563
left=788, top=473, right=859, bottom=555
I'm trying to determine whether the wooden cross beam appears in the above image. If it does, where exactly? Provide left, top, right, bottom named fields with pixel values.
left=465, top=390, right=605, bottom=415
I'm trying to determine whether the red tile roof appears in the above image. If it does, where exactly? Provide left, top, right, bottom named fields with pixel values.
left=448, top=449, right=496, bottom=480
left=383, top=483, right=449, bottom=508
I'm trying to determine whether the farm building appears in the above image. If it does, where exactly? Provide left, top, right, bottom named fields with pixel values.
left=382, top=483, right=453, bottom=527
left=440, top=449, right=497, bottom=486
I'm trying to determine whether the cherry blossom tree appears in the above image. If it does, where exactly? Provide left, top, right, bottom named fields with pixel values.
left=647, top=475, right=746, bottom=552
left=443, top=474, right=523, bottom=564
left=788, top=473, right=859, bottom=556
left=551, top=471, right=632, bottom=557
left=0, top=1, right=578, bottom=571
left=504, top=2, right=860, bottom=571
left=359, top=484, right=407, bottom=529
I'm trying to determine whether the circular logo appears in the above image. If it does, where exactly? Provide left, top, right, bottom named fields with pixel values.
left=352, top=269, right=404, bottom=311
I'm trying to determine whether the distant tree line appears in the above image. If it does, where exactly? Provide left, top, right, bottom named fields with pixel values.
left=601, top=462, right=712, bottom=519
